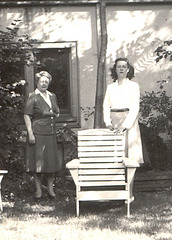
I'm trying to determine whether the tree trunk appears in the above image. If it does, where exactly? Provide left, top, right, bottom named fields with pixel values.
left=94, top=0, right=107, bottom=128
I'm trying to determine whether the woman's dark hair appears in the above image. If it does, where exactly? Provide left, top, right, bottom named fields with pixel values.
left=110, top=57, right=135, bottom=81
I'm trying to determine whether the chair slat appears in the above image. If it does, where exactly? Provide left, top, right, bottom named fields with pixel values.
left=78, top=190, right=128, bottom=201
left=79, top=157, right=123, bottom=163
left=78, top=146, right=124, bottom=151
left=78, top=181, right=126, bottom=186
left=78, top=135, right=124, bottom=141
left=78, top=129, right=123, bottom=136
left=79, top=163, right=125, bottom=168
left=78, top=152, right=125, bottom=157
left=78, top=141, right=117, bottom=146
left=78, top=169, right=125, bottom=175
left=78, top=175, right=125, bottom=181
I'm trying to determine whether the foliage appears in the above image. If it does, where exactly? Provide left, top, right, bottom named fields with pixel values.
left=139, top=123, right=169, bottom=170
left=56, top=124, right=78, bottom=171
left=56, top=124, right=77, bottom=143
left=0, top=20, right=36, bottom=171
left=0, top=82, right=25, bottom=171
left=154, top=39, right=172, bottom=63
left=81, top=106, right=95, bottom=121
left=140, top=88, right=172, bottom=136
left=139, top=39, right=172, bottom=169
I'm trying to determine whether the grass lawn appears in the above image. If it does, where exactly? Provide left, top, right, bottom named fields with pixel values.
left=0, top=178, right=172, bottom=240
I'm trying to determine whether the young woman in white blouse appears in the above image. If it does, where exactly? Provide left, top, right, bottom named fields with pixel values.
left=103, top=57, right=144, bottom=164
left=103, top=58, right=144, bottom=202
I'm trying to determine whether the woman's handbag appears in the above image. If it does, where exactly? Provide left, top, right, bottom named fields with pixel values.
left=32, top=118, right=55, bottom=135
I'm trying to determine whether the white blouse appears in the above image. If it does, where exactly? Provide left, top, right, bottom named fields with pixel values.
left=35, top=88, right=52, bottom=109
left=103, top=79, right=140, bottom=129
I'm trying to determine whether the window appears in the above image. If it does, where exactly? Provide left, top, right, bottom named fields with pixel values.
left=24, top=42, right=80, bottom=127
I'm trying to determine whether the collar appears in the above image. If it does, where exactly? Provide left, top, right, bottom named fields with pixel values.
left=116, top=78, right=129, bottom=86
left=35, top=88, right=52, bottom=96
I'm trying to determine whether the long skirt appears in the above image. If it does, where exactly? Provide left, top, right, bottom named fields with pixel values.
left=25, top=133, right=61, bottom=173
left=110, top=112, right=144, bottom=164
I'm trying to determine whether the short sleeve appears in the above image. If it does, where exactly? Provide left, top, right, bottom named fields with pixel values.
left=24, top=92, right=35, bottom=116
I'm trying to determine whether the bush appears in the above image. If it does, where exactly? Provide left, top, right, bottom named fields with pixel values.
left=0, top=20, right=35, bottom=172
left=139, top=39, right=172, bottom=170
left=56, top=124, right=78, bottom=175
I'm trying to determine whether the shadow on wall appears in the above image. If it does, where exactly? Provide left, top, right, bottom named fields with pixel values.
left=107, top=8, right=172, bottom=95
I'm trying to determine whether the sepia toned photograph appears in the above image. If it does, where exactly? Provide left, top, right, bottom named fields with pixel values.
left=0, top=0, right=172, bottom=239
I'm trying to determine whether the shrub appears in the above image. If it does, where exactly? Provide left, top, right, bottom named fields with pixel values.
left=56, top=124, right=78, bottom=175
left=0, top=20, right=35, bottom=172
left=139, top=39, right=172, bottom=169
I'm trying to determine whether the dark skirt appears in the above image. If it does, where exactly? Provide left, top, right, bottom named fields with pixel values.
left=25, top=133, right=61, bottom=173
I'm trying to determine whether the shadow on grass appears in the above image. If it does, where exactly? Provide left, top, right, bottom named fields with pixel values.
left=1, top=177, right=172, bottom=240
left=79, top=189, right=172, bottom=238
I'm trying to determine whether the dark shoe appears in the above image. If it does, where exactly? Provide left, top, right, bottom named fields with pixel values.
left=34, top=196, right=41, bottom=202
left=48, top=193, right=56, bottom=200
left=35, top=191, right=42, bottom=200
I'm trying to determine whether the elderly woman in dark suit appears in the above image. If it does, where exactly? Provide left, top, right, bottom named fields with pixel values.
left=24, top=71, right=60, bottom=199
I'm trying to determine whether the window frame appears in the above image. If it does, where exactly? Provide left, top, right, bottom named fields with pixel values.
left=24, top=41, right=80, bottom=128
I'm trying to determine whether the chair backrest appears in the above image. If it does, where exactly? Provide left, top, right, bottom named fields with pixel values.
left=77, top=129, right=126, bottom=187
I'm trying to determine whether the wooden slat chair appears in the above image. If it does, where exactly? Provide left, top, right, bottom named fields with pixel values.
left=66, top=129, right=139, bottom=217
left=0, top=170, right=8, bottom=211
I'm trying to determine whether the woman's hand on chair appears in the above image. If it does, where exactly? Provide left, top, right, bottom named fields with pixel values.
left=114, top=127, right=127, bottom=134
left=107, top=125, right=114, bottom=131
left=122, top=128, right=127, bottom=133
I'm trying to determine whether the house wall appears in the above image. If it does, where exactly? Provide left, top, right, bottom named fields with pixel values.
left=0, top=2, right=171, bottom=130
left=106, top=4, right=172, bottom=97
left=0, top=5, right=99, bottom=129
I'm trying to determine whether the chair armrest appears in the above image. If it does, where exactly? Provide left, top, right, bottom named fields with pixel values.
left=0, top=170, right=8, bottom=175
left=66, top=159, right=79, bottom=169
left=123, top=157, right=140, bottom=168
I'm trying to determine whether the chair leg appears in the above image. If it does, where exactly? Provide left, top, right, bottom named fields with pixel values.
left=76, top=199, right=79, bottom=217
left=0, top=189, right=3, bottom=211
left=127, top=201, right=130, bottom=217
left=76, top=185, right=80, bottom=217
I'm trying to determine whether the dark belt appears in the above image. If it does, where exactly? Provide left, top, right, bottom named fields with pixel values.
left=111, top=108, right=129, bottom=112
